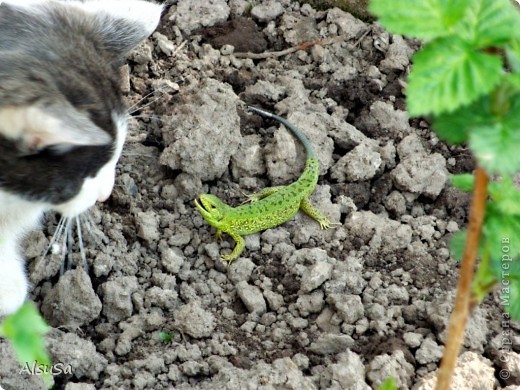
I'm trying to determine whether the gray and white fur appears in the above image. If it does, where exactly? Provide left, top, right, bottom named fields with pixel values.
left=0, top=0, right=163, bottom=316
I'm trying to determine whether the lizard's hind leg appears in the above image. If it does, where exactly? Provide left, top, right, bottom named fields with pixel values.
left=300, top=198, right=339, bottom=229
left=242, top=186, right=285, bottom=204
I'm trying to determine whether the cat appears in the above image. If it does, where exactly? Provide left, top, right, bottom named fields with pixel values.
left=0, top=0, right=163, bottom=316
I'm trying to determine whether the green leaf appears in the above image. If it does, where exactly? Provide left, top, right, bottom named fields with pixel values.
left=507, top=281, right=520, bottom=320
left=458, top=0, right=520, bottom=48
left=451, top=174, right=474, bottom=192
left=0, top=303, right=51, bottom=367
left=472, top=249, right=498, bottom=302
left=506, top=73, right=520, bottom=92
left=507, top=38, right=520, bottom=72
left=377, top=377, right=398, bottom=390
left=432, top=96, right=492, bottom=143
left=449, top=229, right=467, bottom=262
left=407, top=37, right=503, bottom=116
left=470, top=123, right=520, bottom=175
left=483, top=208, right=520, bottom=264
left=493, top=258, right=520, bottom=320
left=159, top=331, right=173, bottom=342
left=369, top=0, right=470, bottom=41
left=488, top=176, right=520, bottom=216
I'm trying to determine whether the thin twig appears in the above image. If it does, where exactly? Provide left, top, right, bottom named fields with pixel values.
left=233, top=36, right=344, bottom=59
left=435, top=166, right=489, bottom=390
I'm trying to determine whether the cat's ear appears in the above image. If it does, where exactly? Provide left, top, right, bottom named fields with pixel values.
left=0, top=105, right=112, bottom=153
left=74, top=0, right=164, bottom=59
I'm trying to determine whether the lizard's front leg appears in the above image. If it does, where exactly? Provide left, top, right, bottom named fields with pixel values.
left=300, top=197, right=338, bottom=229
left=221, top=231, right=246, bottom=262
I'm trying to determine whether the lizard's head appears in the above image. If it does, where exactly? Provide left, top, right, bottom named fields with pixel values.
left=194, top=194, right=229, bottom=227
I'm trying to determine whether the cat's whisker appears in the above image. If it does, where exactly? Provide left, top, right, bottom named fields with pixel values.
left=40, top=216, right=66, bottom=262
left=128, top=114, right=164, bottom=120
left=126, top=87, right=164, bottom=113
left=126, top=83, right=176, bottom=114
left=66, top=219, right=74, bottom=272
left=82, top=212, right=94, bottom=236
left=59, top=218, right=73, bottom=275
left=127, top=90, right=171, bottom=116
left=76, top=215, right=88, bottom=272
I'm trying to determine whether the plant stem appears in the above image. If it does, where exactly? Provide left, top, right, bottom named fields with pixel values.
left=435, top=166, right=489, bottom=390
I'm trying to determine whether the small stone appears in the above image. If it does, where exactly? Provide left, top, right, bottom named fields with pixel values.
left=173, top=302, right=216, bottom=338
left=47, top=330, right=107, bottom=380
left=380, top=35, right=414, bottom=72
left=264, top=290, right=285, bottom=311
left=403, top=332, right=423, bottom=348
left=384, top=191, right=407, bottom=215
left=228, top=258, right=256, bottom=284
left=328, top=350, right=370, bottom=389
left=236, top=281, right=267, bottom=315
left=391, top=137, right=449, bottom=198
left=135, top=210, right=160, bottom=242
left=154, top=32, right=175, bottom=56
left=326, top=8, right=366, bottom=40
left=308, top=334, right=355, bottom=355
left=251, top=1, right=283, bottom=22
left=160, top=80, right=241, bottom=182
left=369, top=101, right=412, bottom=137
left=174, top=0, right=230, bottom=34
left=92, top=253, right=115, bottom=278
left=385, top=284, right=410, bottom=305
left=295, top=291, right=325, bottom=317
left=494, top=351, right=520, bottom=386
left=99, top=276, right=139, bottom=322
left=161, top=247, right=185, bottom=274
left=416, top=338, right=443, bottom=364
left=415, top=352, right=496, bottom=389
left=366, top=303, right=385, bottom=321
left=128, top=41, right=153, bottom=64
left=41, top=269, right=102, bottom=328
left=367, top=350, right=414, bottom=389
left=220, top=44, right=234, bottom=55
left=446, top=221, right=459, bottom=233
left=328, top=294, right=364, bottom=324
left=299, top=260, right=333, bottom=293
left=331, top=142, right=382, bottom=182
left=65, top=384, right=96, bottom=390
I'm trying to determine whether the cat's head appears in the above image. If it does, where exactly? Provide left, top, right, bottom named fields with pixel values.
left=0, top=0, right=163, bottom=216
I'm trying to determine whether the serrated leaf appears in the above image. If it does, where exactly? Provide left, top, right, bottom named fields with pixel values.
left=458, top=0, right=520, bottom=48
left=432, top=96, right=492, bottom=143
left=472, top=245, right=499, bottom=302
left=0, top=302, right=51, bottom=367
left=470, top=123, right=520, bottom=175
left=449, top=229, right=467, bottom=262
left=369, top=0, right=470, bottom=41
left=451, top=174, right=475, bottom=192
left=488, top=176, right=520, bottom=216
left=496, top=266, right=520, bottom=320
left=483, top=208, right=520, bottom=264
left=407, top=37, right=503, bottom=116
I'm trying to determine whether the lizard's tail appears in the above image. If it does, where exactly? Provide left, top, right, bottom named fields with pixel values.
left=247, top=106, right=316, bottom=159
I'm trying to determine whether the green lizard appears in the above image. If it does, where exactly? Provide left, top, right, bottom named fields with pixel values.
left=195, top=106, right=337, bottom=262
